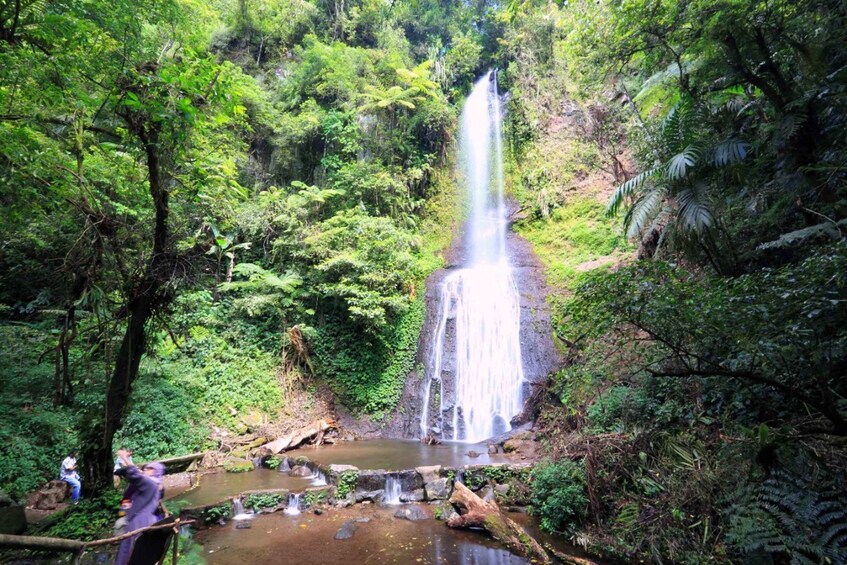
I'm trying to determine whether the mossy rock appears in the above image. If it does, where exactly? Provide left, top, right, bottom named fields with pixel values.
left=223, top=458, right=254, bottom=473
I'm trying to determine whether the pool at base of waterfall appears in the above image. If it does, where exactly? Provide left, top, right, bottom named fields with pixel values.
left=287, top=439, right=510, bottom=470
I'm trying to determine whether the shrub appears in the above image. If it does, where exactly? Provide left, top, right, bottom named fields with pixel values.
left=529, top=459, right=588, bottom=533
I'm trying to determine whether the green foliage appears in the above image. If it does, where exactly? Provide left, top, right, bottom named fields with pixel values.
left=204, top=503, right=232, bottom=524
left=303, top=489, right=328, bottom=507
left=312, top=297, right=424, bottom=415
left=726, top=471, right=847, bottom=564
left=585, top=387, right=629, bottom=433
left=567, top=242, right=847, bottom=434
left=245, top=492, right=283, bottom=510
left=223, top=459, right=254, bottom=473
left=0, top=325, right=81, bottom=500
left=529, top=459, right=589, bottom=534
left=42, top=490, right=123, bottom=541
left=265, top=456, right=282, bottom=470
left=113, top=372, right=207, bottom=462
left=336, top=471, right=359, bottom=499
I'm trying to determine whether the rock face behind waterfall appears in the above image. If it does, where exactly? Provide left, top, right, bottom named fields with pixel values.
left=335, top=212, right=559, bottom=441
left=389, top=202, right=560, bottom=439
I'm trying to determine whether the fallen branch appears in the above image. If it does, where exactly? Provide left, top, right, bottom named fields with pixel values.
left=262, top=419, right=336, bottom=454
left=447, top=482, right=550, bottom=564
left=0, top=519, right=196, bottom=553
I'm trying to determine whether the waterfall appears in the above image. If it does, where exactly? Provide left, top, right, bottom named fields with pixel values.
left=232, top=497, right=253, bottom=520
left=279, top=457, right=291, bottom=472
left=384, top=474, right=402, bottom=505
left=283, top=493, right=301, bottom=515
left=420, top=71, right=525, bottom=443
left=311, top=469, right=327, bottom=486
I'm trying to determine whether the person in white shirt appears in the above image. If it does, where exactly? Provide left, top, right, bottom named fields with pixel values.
left=60, top=451, right=81, bottom=502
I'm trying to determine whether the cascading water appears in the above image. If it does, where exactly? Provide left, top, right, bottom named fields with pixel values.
left=384, top=474, right=402, bottom=505
left=419, top=71, right=525, bottom=443
left=311, top=469, right=327, bottom=486
left=232, top=497, right=253, bottom=520
left=283, top=493, right=301, bottom=516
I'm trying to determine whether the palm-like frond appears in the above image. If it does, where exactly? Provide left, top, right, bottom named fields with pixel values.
left=667, top=144, right=701, bottom=180
left=712, top=138, right=749, bottom=166
left=606, top=166, right=661, bottom=217
left=676, top=185, right=713, bottom=231
left=624, top=188, right=663, bottom=239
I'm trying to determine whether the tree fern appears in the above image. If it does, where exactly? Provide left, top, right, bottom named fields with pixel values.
left=725, top=471, right=847, bottom=563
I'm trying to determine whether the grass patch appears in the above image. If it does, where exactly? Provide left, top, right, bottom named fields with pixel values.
left=515, top=198, right=628, bottom=291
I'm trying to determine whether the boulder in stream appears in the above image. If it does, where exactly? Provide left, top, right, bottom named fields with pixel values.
left=425, top=477, right=453, bottom=501
left=334, top=520, right=358, bottom=540
left=289, top=465, right=312, bottom=478
left=394, top=505, right=429, bottom=521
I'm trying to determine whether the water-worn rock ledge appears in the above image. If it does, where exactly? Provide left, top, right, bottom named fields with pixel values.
left=178, top=459, right=532, bottom=527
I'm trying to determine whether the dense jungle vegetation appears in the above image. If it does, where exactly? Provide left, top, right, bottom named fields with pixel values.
left=1, top=0, right=846, bottom=562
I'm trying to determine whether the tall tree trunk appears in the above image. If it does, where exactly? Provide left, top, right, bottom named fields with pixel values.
left=83, top=126, right=171, bottom=493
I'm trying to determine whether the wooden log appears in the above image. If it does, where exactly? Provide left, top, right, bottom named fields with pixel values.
left=0, top=533, right=83, bottom=552
left=137, top=452, right=206, bottom=473
left=447, top=482, right=550, bottom=564
left=261, top=420, right=335, bottom=454
left=0, top=519, right=197, bottom=553
left=544, top=542, right=602, bottom=565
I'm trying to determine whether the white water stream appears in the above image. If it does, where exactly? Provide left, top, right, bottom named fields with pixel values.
left=419, top=72, right=525, bottom=443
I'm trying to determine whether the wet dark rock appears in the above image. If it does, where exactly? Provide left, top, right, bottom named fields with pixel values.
left=466, top=450, right=480, bottom=458
left=425, top=478, right=453, bottom=501
left=397, top=469, right=424, bottom=492
left=0, top=490, right=25, bottom=535
left=356, top=470, right=387, bottom=492
left=334, top=520, right=358, bottom=540
left=401, top=488, right=426, bottom=503
left=379, top=197, right=561, bottom=440
left=488, top=444, right=499, bottom=455
left=235, top=520, right=252, bottom=529
left=478, top=486, right=496, bottom=502
left=314, top=508, right=323, bottom=515
left=394, top=505, right=429, bottom=521
left=354, top=490, right=384, bottom=503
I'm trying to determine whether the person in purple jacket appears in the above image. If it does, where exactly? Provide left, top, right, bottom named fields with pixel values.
left=113, top=449, right=165, bottom=565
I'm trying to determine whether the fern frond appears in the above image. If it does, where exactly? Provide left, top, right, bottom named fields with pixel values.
left=606, top=166, right=661, bottom=217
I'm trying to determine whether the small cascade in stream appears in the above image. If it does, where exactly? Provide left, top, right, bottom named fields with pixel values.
left=419, top=70, right=525, bottom=443
left=283, top=493, right=301, bottom=515
left=384, top=474, right=402, bottom=505
left=311, top=468, right=327, bottom=486
left=232, top=497, right=253, bottom=520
